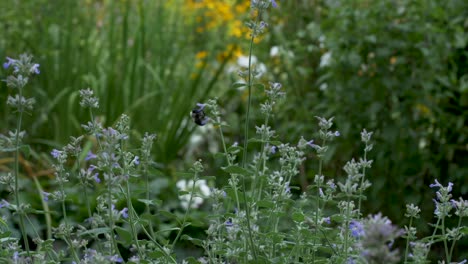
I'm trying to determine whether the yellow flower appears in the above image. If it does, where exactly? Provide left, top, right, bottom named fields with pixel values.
left=196, top=51, right=208, bottom=60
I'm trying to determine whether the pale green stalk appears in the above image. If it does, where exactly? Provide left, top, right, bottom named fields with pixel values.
left=13, top=83, right=30, bottom=256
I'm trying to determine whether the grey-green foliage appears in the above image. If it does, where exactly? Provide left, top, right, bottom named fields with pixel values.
left=0, top=0, right=230, bottom=164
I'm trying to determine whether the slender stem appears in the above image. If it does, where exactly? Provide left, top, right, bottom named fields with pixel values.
left=171, top=172, right=198, bottom=250
left=107, top=179, right=119, bottom=257
left=403, top=216, right=413, bottom=264
left=140, top=224, right=177, bottom=263
left=241, top=29, right=256, bottom=169
left=441, top=217, right=449, bottom=262
left=33, top=176, right=52, bottom=239
left=239, top=14, right=260, bottom=262
left=58, top=177, right=80, bottom=263
left=76, top=158, right=92, bottom=219
left=357, top=148, right=368, bottom=216
left=13, top=85, right=30, bottom=256
left=448, top=215, right=463, bottom=262
left=217, top=120, right=231, bottom=166
left=425, top=217, right=441, bottom=259
left=343, top=199, right=351, bottom=261
left=143, top=161, right=156, bottom=238
left=125, top=182, right=143, bottom=258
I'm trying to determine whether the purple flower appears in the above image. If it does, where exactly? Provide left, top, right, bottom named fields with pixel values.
left=285, top=182, right=291, bottom=193
left=429, top=179, right=442, bottom=188
left=270, top=145, right=278, bottom=154
left=306, top=139, right=316, bottom=148
left=120, top=207, right=128, bottom=218
left=349, top=220, right=365, bottom=238
left=13, top=251, right=19, bottom=260
left=323, top=217, right=331, bottom=224
left=3, top=57, right=14, bottom=69
left=109, top=255, right=123, bottom=263
left=85, top=151, right=97, bottom=161
left=51, top=149, right=61, bottom=159
left=225, top=218, right=233, bottom=227
left=93, top=173, right=101, bottom=183
left=30, top=63, right=40, bottom=74
left=334, top=131, right=340, bottom=137
left=42, top=191, right=51, bottom=202
left=133, top=156, right=140, bottom=165
left=0, top=199, right=9, bottom=208
left=271, top=0, right=278, bottom=8
left=319, top=188, right=325, bottom=198
left=88, top=165, right=97, bottom=173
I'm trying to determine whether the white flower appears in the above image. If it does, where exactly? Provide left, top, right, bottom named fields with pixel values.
left=270, top=46, right=280, bottom=57
left=176, top=179, right=212, bottom=209
left=319, top=51, right=332, bottom=68
left=237, top=55, right=257, bottom=68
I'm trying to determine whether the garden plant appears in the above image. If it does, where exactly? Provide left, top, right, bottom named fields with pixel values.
left=0, top=0, right=467, bottom=263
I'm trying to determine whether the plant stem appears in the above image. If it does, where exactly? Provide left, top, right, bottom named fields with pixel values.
left=403, top=216, right=413, bottom=264
left=357, top=148, right=368, bottom=216
left=13, top=85, right=30, bottom=256
left=448, top=215, right=463, bottom=262
left=239, top=14, right=260, bottom=262
left=171, top=172, right=198, bottom=250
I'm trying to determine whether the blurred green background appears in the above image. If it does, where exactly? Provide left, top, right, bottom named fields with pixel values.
left=1, top=0, right=467, bottom=260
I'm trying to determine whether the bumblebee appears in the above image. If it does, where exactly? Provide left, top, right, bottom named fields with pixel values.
left=191, top=103, right=208, bottom=126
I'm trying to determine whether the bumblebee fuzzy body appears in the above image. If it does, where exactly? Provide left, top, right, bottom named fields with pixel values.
left=191, top=105, right=208, bottom=126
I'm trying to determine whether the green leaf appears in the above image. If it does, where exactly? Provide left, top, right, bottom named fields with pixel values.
left=158, top=210, right=178, bottom=220
left=231, top=82, right=247, bottom=89
left=137, top=198, right=162, bottom=207
left=182, top=234, right=204, bottom=247
left=79, top=227, right=111, bottom=237
left=257, top=199, right=275, bottom=209
left=115, top=226, right=132, bottom=245
left=292, top=211, right=305, bottom=222
left=222, top=165, right=251, bottom=176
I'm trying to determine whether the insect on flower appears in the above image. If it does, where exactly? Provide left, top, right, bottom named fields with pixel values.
left=191, top=103, right=209, bottom=126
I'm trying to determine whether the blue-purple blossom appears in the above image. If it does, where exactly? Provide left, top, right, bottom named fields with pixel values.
left=120, top=208, right=128, bottom=218
left=13, top=251, right=19, bottom=260
left=270, top=145, right=278, bottom=154
left=225, top=218, right=233, bottom=227
left=306, top=139, right=317, bottom=149
left=88, top=165, right=97, bottom=173
left=42, top=191, right=51, bottom=202
left=93, top=173, right=101, bottom=183
left=0, top=199, right=9, bottom=208
left=51, top=149, right=61, bottom=159
left=429, top=179, right=453, bottom=192
left=350, top=220, right=365, bottom=238
left=31, top=63, right=40, bottom=74
left=85, top=151, right=97, bottom=161
left=3, top=57, right=14, bottom=69
left=271, top=0, right=278, bottom=8
left=196, top=103, right=206, bottom=110
left=319, top=188, right=325, bottom=198
left=133, top=156, right=140, bottom=165
left=334, top=131, right=340, bottom=137
left=323, top=217, right=331, bottom=224
left=109, top=255, right=123, bottom=263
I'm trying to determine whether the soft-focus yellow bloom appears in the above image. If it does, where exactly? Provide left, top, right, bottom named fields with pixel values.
left=196, top=51, right=208, bottom=60
left=183, top=0, right=251, bottom=39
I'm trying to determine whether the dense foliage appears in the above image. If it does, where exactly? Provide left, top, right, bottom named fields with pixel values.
left=0, top=0, right=467, bottom=263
